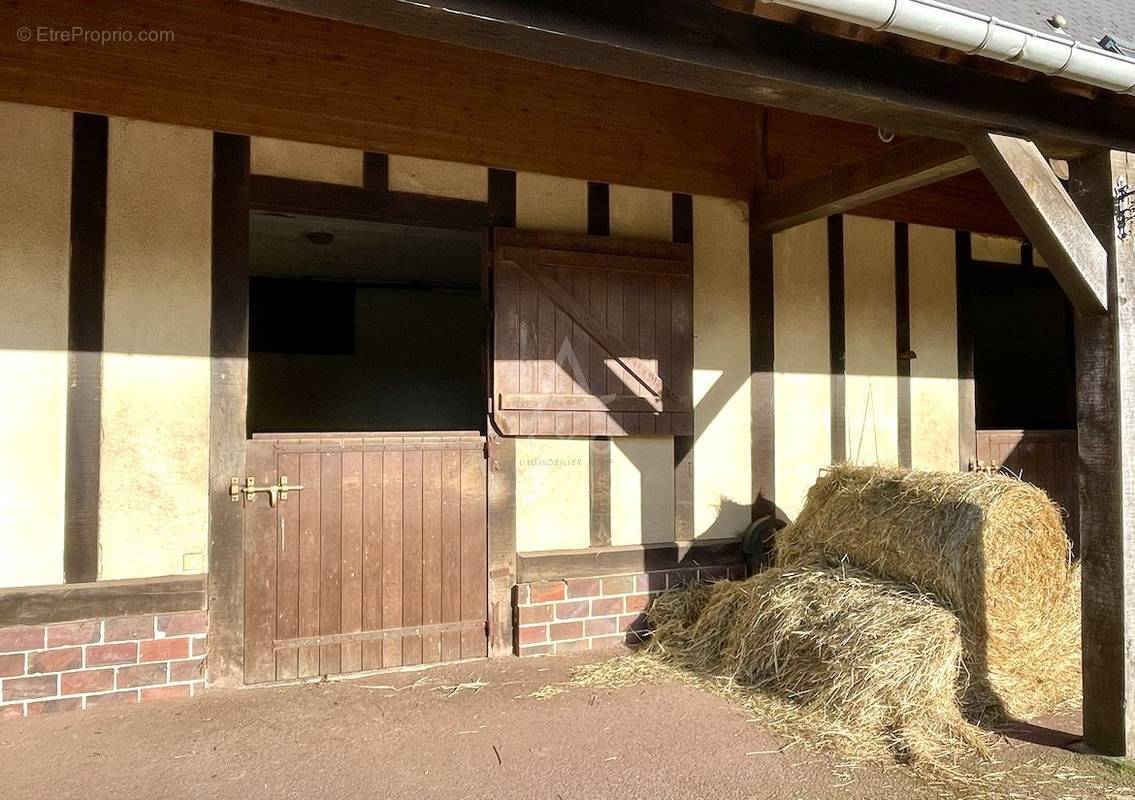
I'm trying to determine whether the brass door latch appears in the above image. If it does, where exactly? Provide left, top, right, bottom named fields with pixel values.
left=229, top=476, right=304, bottom=506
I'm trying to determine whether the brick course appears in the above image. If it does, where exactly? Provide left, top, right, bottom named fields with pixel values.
left=0, top=611, right=206, bottom=719
left=515, top=564, right=745, bottom=656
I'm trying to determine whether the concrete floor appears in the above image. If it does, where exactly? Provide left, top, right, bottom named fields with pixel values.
left=0, top=651, right=1126, bottom=800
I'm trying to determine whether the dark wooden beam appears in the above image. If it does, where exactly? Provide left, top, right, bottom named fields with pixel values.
left=970, top=133, right=1108, bottom=315
left=248, top=175, right=488, bottom=231
left=251, top=0, right=1135, bottom=155
left=0, top=575, right=206, bottom=628
left=753, top=138, right=975, bottom=232
left=63, top=112, right=108, bottom=584
left=672, top=192, right=695, bottom=542
left=1068, top=149, right=1135, bottom=757
left=828, top=215, right=847, bottom=463
left=955, top=232, right=976, bottom=472
left=206, top=132, right=251, bottom=688
left=895, top=222, right=912, bottom=469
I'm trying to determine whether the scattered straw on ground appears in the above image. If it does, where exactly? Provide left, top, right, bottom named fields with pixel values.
left=775, top=464, right=1081, bottom=720
left=570, top=653, right=1134, bottom=800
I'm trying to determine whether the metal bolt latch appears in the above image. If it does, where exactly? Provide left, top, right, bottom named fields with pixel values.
left=1115, top=179, right=1135, bottom=240
left=229, top=476, right=305, bottom=506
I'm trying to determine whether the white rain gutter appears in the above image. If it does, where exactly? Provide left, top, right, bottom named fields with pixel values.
left=762, top=0, right=1135, bottom=93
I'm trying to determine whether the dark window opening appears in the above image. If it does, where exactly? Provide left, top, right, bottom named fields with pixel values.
left=246, top=212, right=485, bottom=434
left=971, top=265, right=1076, bottom=430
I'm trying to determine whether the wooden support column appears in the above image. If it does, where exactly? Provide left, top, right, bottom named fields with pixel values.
left=1068, top=150, right=1135, bottom=757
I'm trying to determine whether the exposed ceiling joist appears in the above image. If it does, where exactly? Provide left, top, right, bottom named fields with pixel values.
left=752, top=137, right=975, bottom=232
left=969, top=133, right=1108, bottom=314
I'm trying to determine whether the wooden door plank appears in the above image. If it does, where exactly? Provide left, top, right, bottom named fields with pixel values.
left=536, top=273, right=557, bottom=436
left=297, top=451, right=322, bottom=678
left=402, top=448, right=425, bottom=666
left=460, top=450, right=489, bottom=659
left=655, top=277, right=673, bottom=436
left=606, top=271, right=626, bottom=434
left=571, top=269, right=592, bottom=435
left=275, top=450, right=301, bottom=681
left=421, top=449, right=444, bottom=664
left=518, top=267, right=539, bottom=435
left=440, top=450, right=463, bottom=662
left=340, top=450, right=364, bottom=673
left=319, top=451, right=343, bottom=675
left=638, top=272, right=657, bottom=434
left=622, top=270, right=642, bottom=434
left=494, top=258, right=520, bottom=435
left=553, top=267, right=575, bottom=435
left=361, top=451, right=384, bottom=670
left=589, top=270, right=609, bottom=436
left=243, top=440, right=278, bottom=685
left=381, top=451, right=404, bottom=668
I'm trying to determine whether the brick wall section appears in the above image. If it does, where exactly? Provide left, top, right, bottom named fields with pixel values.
left=0, top=611, right=206, bottom=717
left=514, top=564, right=745, bottom=656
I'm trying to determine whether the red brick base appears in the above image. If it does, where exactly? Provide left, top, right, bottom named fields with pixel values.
left=514, top=564, right=745, bottom=656
left=0, top=612, right=206, bottom=717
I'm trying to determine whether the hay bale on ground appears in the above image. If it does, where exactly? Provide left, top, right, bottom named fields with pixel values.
left=646, top=560, right=985, bottom=764
left=775, top=464, right=1080, bottom=719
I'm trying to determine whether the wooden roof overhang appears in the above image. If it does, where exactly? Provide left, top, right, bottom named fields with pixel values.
left=254, top=0, right=1135, bottom=157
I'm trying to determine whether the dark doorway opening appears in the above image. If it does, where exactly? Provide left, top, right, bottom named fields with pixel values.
left=246, top=212, right=485, bottom=434
left=971, top=264, right=1076, bottom=431
left=969, top=261, right=1079, bottom=549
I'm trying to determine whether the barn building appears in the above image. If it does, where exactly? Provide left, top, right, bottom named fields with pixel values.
left=1, top=0, right=1134, bottom=756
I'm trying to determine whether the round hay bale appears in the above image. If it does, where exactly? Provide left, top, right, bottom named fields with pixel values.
left=775, top=464, right=1080, bottom=719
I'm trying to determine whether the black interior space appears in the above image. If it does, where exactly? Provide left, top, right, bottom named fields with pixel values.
left=246, top=212, right=485, bottom=434
left=971, top=263, right=1076, bottom=431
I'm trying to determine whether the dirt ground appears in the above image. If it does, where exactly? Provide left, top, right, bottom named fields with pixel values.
left=0, top=651, right=1130, bottom=800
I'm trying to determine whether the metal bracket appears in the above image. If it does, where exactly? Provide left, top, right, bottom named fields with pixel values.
left=1115, top=178, right=1135, bottom=240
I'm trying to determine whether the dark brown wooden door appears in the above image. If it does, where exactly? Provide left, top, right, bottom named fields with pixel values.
left=242, top=433, right=488, bottom=685
left=975, top=428, right=1079, bottom=549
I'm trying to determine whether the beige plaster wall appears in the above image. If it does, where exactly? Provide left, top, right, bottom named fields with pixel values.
left=909, top=225, right=961, bottom=471
left=515, top=172, right=588, bottom=233
left=0, top=103, right=72, bottom=588
left=99, top=119, right=212, bottom=580
left=610, top=437, right=676, bottom=546
left=844, top=215, right=898, bottom=465
left=514, top=439, right=591, bottom=552
left=609, top=183, right=678, bottom=546
left=772, top=219, right=831, bottom=519
left=692, top=196, right=752, bottom=538
left=388, top=155, right=488, bottom=201
left=250, top=136, right=363, bottom=186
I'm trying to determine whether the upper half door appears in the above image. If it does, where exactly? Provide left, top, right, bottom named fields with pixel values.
left=242, top=433, right=488, bottom=685
left=492, top=228, right=694, bottom=437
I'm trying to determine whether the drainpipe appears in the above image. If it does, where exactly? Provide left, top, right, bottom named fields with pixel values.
left=760, top=0, right=1135, bottom=93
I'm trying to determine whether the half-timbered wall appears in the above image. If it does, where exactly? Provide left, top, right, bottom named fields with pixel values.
left=772, top=214, right=963, bottom=518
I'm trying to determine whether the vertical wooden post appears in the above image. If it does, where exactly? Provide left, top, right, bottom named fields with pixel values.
left=206, top=133, right=251, bottom=687
left=1069, top=149, right=1135, bottom=756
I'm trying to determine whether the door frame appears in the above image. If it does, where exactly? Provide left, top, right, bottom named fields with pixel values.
left=206, top=137, right=514, bottom=686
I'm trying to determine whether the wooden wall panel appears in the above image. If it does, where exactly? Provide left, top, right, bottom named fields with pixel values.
left=0, top=0, right=756, bottom=200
